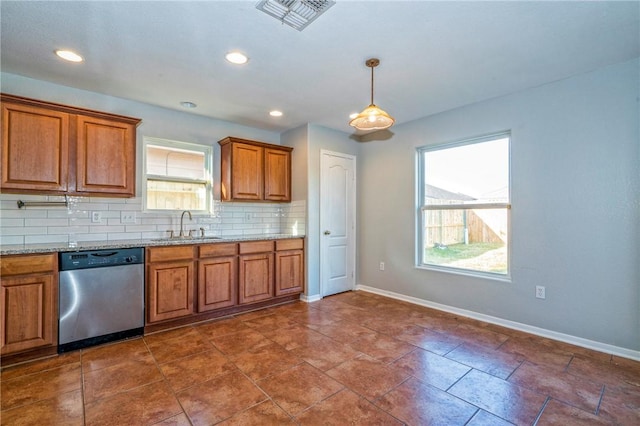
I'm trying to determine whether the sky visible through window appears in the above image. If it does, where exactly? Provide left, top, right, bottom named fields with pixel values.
left=425, top=137, right=509, bottom=201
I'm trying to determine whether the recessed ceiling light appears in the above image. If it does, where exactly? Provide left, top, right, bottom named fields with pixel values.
left=180, top=101, right=197, bottom=108
left=55, top=49, right=83, bottom=62
left=269, top=110, right=283, bottom=117
left=225, top=51, right=249, bottom=65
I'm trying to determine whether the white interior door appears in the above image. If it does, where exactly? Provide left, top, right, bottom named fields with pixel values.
left=320, top=150, right=356, bottom=297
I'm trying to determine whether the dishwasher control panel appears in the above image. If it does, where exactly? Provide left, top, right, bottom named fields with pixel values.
left=60, top=247, right=144, bottom=270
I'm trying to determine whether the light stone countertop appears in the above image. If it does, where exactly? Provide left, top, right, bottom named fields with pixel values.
left=0, top=233, right=305, bottom=256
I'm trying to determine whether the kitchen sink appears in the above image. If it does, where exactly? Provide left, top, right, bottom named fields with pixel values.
left=151, top=236, right=224, bottom=242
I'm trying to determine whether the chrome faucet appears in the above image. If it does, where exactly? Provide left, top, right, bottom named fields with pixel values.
left=179, top=210, right=192, bottom=237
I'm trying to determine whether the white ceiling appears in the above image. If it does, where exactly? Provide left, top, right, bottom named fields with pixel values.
left=2, top=1, right=639, bottom=136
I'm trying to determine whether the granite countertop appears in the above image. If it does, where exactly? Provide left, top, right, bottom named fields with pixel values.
left=0, top=233, right=305, bottom=255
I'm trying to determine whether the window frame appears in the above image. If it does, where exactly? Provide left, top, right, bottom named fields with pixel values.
left=142, top=136, right=213, bottom=213
left=416, top=132, right=512, bottom=281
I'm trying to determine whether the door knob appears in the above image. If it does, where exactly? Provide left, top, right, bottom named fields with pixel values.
left=324, top=230, right=331, bottom=235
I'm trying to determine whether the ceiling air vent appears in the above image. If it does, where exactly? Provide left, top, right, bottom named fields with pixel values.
left=256, top=0, right=336, bottom=31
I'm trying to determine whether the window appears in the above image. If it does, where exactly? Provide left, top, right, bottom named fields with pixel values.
left=144, top=137, right=212, bottom=212
left=417, top=133, right=510, bottom=277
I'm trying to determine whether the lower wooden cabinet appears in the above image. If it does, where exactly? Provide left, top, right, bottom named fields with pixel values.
left=145, top=238, right=304, bottom=327
left=1, top=254, right=58, bottom=355
left=146, top=246, right=195, bottom=323
left=198, top=243, right=238, bottom=312
left=275, top=249, right=304, bottom=296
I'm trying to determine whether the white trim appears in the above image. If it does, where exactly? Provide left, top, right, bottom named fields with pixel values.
left=300, top=293, right=322, bottom=303
left=356, top=284, right=640, bottom=362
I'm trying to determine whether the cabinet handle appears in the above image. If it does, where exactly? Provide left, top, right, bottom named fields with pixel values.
left=324, top=230, right=331, bottom=235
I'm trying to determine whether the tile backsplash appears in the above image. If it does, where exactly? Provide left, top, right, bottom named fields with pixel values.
left=0, top=194, right=306, bottom=246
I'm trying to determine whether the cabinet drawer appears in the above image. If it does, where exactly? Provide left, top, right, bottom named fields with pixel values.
left=147, top=245, right=195, bottom=263
left=1, top=254, right=56, bottom=276
left=276, top=239, right=303, bottom=251
left=239, top=240, right=274, bottom=254
left=199, top=243, right=238, bottom=258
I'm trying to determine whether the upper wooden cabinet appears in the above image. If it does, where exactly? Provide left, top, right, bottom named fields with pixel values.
left=219, top=137, right=292, bottom=202
left=1, top=94, right=140, bottom=197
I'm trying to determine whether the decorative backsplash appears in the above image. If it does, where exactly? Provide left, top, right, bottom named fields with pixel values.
left=0, top=193, right=305, bottom=246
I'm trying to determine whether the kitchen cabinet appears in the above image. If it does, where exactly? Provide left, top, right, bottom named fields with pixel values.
left=275, top=239, right=305, bottom=296
left=0, top=254, right=58, bottom=355
left=198, top=243, right=238, bottom=312
left=1, top=94, right=140, bottom=197
left=238, top=241, right=275, bottom=304
left=218, top=137, right=292, bottom=202
left=146, top=246, right=195, bottom=323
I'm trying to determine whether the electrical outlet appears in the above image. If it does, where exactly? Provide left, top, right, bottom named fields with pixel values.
left=379, top=262, right=385, bottom=271
left=121, top=212, right=136, bottom=224
left=91, top=212, right=102, bottom=223
left=245, top=212, right=253, bottom=222
left=536, top=286, right=546, bottom=299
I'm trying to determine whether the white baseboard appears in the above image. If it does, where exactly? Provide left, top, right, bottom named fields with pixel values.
left=300, top=293, right=322, bottom=303
left=356, top=284, right=640, bottom=362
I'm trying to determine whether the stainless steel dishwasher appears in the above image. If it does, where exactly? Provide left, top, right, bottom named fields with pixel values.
left=58, top=247, right=144, bottom=352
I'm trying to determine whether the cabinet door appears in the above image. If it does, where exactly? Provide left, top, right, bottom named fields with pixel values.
left=1, top=102, right=69, bottom=192
left=239, top=253, right=274, bottom=304
left=231, top=142, right=263, bottom=200
left=147, top=261, right=194, bottom=323
left=76, top=115, right=136, bottom=196
left=1, top=274, right=56, bottom=355
left=264, top=148, right=291, bottom=202
left=275, top=250, right=304, bottom=296
left=198, top=256, right=237, bottom=312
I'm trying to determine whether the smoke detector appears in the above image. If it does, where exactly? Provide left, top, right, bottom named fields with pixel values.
left=256, top=0, right=335, bottom=31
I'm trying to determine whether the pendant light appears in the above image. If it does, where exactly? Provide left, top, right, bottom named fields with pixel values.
left=349, top=58, right=395, bottom=131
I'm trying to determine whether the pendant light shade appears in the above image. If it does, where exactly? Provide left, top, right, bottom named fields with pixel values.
left=350, top=58, right=394, bottom=131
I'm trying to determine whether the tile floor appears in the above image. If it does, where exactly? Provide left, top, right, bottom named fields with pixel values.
left=1, top=291, right=639, bottom=425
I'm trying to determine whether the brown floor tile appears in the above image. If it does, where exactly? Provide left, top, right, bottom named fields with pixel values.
left=261, top=323, right=327, bottom=350
left=310, top=319, right=378, bottom=343
left=466, top=409, right=514, bottom=426
left=145, top=327, right=214, bottom=364
left=376, top=376, right=477, bottom=425
left=1, top=352, right=80, bottom=381
left=449, top=323, right=510, bottom=349
left=536, top=399, right=610, bottom=425
left=83, top=355, right=164, bottom=404
left=395, top=324, right=463, bottom=355
left=0, top=389, right=83, bottom=425
left=291, top=336, right=362, bottom=371
left=445, top=342, right=522, bottom=379
left=242, top=313, right=299, bottom=331
left=150, top=412, right=192, bottom=426
left=210, top=328, right=271, bottom=356
left=350, top=332, right=416, bottom=364
left=159, top=348, right=235, bottom=391
left=391, top=347, right=471, bottom=390
left=508, top=361, right=602, bottom=414
left=360, top=316, right=418, bottom=336
left=1, top=362, right=81, bottom=410
left=81, top=337, right=150, bottom=372
left=597, top=383, right=640, bottom=425
left=287, top=308, right=343, bottom=327
left=567, top=355, right=640, bottom=389
left=231, top=341, right=303, bottom=380
left=497, top=336, right=572, bottom=370
left=217, top=400, right=296, bottom=425
left=325, top=354, right=409, bottom=401
left=258, top=362, right=344, bottom=416
left=234, top=307, right=276, bottom=321
left=295, top=388, right=402, bottom=425
left=611, top=355, right=640, bottom=373
left=409, top=312, right=462, bottom=334
left=449, top=369, right=547, bottom=425
left=177, top=370, right=267, bottom=426
left=84, top=380, right=182, bottom=426
left=195, top=317, right=251, bottom=339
